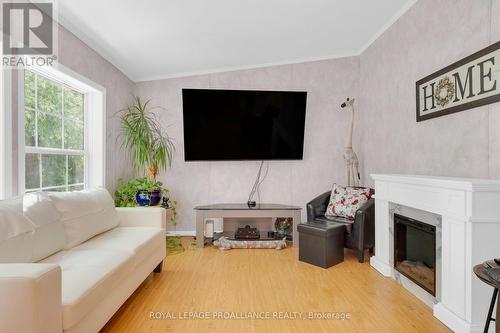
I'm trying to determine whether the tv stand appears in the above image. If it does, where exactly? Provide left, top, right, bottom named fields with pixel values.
left=194, top=203, right=301, bottom=248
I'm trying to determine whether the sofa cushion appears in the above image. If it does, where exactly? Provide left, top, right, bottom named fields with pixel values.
left=23, top=193, right=66, bottom=261
left=0, top=198, right=35, bottom=262
left=325, top=184, right=371, bottom=219
left=47, top=188, right=119, bottom=249
left=76, top=227, right=165, bottom=267
left=40, top=246, right=134, bottom=330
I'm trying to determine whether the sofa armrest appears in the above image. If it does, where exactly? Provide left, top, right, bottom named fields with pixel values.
left=306, top=191, right=331, bottom=221
left=0, top=264, right=62, bottom=333
left=116, top=207, right=166, bottom=230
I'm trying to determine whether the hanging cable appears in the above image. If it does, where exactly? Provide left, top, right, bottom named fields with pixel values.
left=247, top=161, right=268, bottom=207
left=256, top=161, right=269, bottom=205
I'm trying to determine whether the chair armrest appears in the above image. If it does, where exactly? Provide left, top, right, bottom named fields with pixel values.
left=351, top=198, right=375, bottom=245
left=0, top=264, right=62, bottom=333
left=306, top=191, right=331, bottom=221
left=356, top=198, right=374, bottom=217
left=116, top=207, right=166, bottom=230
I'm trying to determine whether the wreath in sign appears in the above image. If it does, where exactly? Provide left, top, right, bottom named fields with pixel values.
left=434, top=76, right=455, bottom=107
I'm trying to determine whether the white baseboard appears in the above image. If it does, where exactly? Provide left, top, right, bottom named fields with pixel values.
left=369, top=256, right=393, bottom=277
left=433, top=303, right=469, bottom=333
left=434, top=301, right=496, bottom=333
left=165, top=230, right=196, bottom=237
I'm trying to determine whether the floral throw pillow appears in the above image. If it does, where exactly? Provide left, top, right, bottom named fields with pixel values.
left=325, top=184, right=371, bottom=220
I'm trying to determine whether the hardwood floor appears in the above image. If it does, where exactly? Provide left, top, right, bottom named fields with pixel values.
left=101, top=238, right=451, bottom=333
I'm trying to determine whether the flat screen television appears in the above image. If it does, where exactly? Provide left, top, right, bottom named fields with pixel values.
left=182, top=89, right=307, bottom=161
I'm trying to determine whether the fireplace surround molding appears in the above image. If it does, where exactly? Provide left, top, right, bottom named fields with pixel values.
left=370, top=174, right=500, bottom=333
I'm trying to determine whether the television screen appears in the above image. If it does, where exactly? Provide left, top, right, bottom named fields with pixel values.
left=182, top=89, right=307, bottom=161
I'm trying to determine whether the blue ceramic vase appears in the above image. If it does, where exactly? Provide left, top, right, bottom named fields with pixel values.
left=136, top=190, right=162, bottom=206
left=136, top=190, right=150, bottom=206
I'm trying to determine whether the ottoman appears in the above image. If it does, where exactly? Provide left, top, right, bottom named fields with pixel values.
left=297, top=221, right=345, bottom=268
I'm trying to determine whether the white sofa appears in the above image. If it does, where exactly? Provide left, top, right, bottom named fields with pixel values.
left=0, top=188, right=166, bottom=333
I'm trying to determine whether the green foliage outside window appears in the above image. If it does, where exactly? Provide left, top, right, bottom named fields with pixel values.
left=24, top=70, right=85, bottom=192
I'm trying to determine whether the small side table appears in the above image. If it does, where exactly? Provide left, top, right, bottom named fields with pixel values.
left=474, top=261, right=500, bottom=333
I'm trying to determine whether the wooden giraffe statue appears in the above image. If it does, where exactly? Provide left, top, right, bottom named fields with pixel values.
left=340, top=97, right=360, bottom=186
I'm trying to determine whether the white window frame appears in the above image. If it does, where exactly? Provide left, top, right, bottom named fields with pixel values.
left=0, top=39, right=13, bottom=200
left=1, top=69, right=13, bottom=199
left=17, top=63, right=106, bottom=194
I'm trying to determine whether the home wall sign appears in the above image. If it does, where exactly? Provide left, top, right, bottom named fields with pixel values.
left=416, top=41, right=500, bottom=122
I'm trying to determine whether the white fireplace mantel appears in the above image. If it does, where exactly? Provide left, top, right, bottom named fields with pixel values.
left=370, top=174, right=500, bottom=333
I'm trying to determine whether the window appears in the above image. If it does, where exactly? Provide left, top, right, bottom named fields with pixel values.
left=24, top=70, right=85, bottom=192
left=17, top=64, right=105, bottom=196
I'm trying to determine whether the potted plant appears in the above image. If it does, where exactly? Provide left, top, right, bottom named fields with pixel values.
left=135, top=177, right=165, bottom=206
left=118, top=96, right=175, bottom=205
left=115, top=177, right=177, bottom=223
left=275, top=218, right=293, bottom=239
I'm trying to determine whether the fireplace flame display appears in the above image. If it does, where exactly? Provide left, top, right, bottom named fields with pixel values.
left=394, top=214, right=436, bottom=296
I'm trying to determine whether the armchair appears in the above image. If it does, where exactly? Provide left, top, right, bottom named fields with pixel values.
left=306, top=188, right=375, bottom=262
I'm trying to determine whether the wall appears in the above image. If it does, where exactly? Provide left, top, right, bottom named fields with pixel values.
left=489, top=0, right=500, bottom=179
left=7, top=25, right=135, bottom=195
left=57, top=26, right=135, bottom=191
left=134, top=57, right=359, bottom=232
left=134, top=0, right=500, bottom=232
left=358, top=0, right=500, bottom=185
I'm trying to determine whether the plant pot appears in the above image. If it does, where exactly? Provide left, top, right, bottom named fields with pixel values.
left=136, top=190, right=150, bottom=206
left=149, top=190, right=162, bottom=206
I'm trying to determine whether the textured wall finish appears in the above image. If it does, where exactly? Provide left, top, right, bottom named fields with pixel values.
left=358, top=0, right=497, bottom=185
left=134, top=58, right=360, bottom=232
left=489, top=0, right=500, bottom=179
left=134, top=0, right=500, bottom=232
left=6, top=26, right=135, bottom=195
left=3, top=1, right=494, bottom=233
left=57, top=26, right=135, bottom=191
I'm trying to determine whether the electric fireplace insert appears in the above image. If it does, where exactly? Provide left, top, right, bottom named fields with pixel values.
left=394, top=213, right=436, bottom=296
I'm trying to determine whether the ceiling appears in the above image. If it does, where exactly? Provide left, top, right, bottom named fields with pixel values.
left=57, top=0, right=416, bottom=82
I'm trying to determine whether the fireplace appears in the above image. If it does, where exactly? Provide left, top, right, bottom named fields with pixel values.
left=394, top=214, right=436, bottom=296
left=371, top=174, right=500, bottom=331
